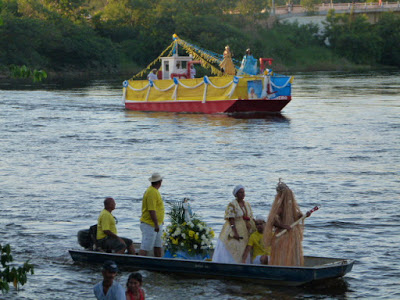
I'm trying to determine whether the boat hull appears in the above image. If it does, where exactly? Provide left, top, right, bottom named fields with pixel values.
left=69, top=249, right=354, bottom=286
left=125, top=98, right=291, bottom=114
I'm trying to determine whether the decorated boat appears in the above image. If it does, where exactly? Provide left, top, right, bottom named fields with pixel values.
left=122, top=34, right=293, bottom=114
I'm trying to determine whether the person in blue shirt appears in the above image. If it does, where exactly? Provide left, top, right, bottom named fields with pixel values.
left=94, top=260, right=125, bottom=300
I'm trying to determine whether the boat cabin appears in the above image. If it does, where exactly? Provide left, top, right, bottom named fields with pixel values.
left=160, top=53, right=198, bottom=80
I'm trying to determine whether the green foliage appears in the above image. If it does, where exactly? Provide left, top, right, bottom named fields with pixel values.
left=375, top=12, right=400, bottom=67
left=1, top=0, right=399, bottom=74
left=324, top=10, right=383, bottom=65
left=9, top=64, right=47, bottom=81
left=0, top=243, right=34, bottom=293
left=300, top=0, right=321, bottom=13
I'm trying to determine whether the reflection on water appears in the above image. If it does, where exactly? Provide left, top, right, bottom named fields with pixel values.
left=0, top=71, right=399, bottom=299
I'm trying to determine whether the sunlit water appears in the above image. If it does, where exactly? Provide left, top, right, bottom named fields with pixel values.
left=0, top=71, right=399, bottom=299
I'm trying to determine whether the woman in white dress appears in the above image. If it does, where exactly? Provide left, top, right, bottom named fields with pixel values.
left=212, top=185, right=255, bottom=264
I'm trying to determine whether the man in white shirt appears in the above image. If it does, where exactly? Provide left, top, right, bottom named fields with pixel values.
left=93, top=260, right=125, bottom=300
left=147, top=69, right=158, bottom=81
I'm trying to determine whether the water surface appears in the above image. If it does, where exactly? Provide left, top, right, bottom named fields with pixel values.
left=0, top=71, right=399, bottom=299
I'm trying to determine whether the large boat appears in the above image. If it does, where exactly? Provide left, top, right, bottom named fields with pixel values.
left=122, top=34, right=293, bottom=114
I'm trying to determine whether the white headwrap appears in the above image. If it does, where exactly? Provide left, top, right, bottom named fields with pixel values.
left=255, top=215, right=266, bottom=222
left=232, top=185, right=245, bottom=197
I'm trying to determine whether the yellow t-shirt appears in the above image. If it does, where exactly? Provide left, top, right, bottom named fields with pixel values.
left=97, top=209, right=117, bottom=240
left=140, top=186, right=165, bottom=227
left=248, top=231, right=271, bottom=260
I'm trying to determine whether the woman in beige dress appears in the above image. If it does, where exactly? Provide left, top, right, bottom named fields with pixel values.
left=212, top=185, right=255, bottom=263
left=219, top=46, right=236, bottom=75
left=264, top=179, right=308, bottom=266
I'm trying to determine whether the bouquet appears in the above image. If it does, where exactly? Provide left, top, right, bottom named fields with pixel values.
left=163, top=200, right=214, bottom=258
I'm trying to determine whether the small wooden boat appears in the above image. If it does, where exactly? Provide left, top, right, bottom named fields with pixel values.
left=69, top=247, right=354, bottom=286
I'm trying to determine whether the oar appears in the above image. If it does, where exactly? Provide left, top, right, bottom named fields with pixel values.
left=275, top=206, right=319, bottom=238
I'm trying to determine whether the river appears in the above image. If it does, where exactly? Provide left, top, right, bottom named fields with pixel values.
left=0, top=71, right=399, bottom=299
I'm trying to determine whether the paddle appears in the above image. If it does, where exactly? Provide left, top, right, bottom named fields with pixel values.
left=275, top=206, right=319, bottom=238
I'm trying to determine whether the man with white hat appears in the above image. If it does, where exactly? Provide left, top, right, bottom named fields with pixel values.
left=241, top=214, right=270, bottom=265
left=139, top=172, right=165, bottom=257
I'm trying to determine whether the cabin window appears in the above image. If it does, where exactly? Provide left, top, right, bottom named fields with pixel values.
left=182, top=61, right=187, bottom=69
left=164, top=62, right=169, bottom=72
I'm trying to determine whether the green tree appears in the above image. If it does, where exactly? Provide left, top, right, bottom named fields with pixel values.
left=324, top=10, right=382, bottom=64
left=0, top=244, right=34, bottom=293
left=375, top=12, right=400, bottom=67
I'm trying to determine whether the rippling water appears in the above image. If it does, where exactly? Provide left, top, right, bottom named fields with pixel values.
left=0, top=71, right=399, bottom=299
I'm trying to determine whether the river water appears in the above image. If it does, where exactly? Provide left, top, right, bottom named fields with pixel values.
left=0, top=71, right=399, bottom=299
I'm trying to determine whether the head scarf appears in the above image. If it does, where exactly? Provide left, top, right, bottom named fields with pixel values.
left=232, top=185, right=245, bottom=197
left=255, top=215, right=266, bottom=222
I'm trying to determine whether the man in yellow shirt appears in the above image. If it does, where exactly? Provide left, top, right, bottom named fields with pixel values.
left=97, top=197, right=135, bottom=254
left=139, top=173, right=165, bottom=257
left=241, top=215, right=270, bottom=264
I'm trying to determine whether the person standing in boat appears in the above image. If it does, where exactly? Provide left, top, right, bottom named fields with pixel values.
left=212, top=185, right=256, bottom=264
left=238, top=48, right=258, bottom=75
left=94, top=260, right=125, bottom=300
left=97, top=197, right=136, bottom=254
left=219, top=46, right=236, bottom=75
left=147, top=69, right=158, bottom=81
left=189, top=64, right=196, bottom=79
left=263, top=179, right=310, bottom=266
left=139, top=172, right=165, bottom=257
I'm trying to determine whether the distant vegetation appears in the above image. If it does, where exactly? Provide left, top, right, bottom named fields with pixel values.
left=0, top=0, right=399, bottom=78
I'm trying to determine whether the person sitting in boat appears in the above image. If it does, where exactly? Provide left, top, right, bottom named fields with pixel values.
left=96, top=197, right=136, bottom=254
left=94, top=260, right=126, bottom=300
left=147, top=69, right=158, bottom=81
left=241, top=215, right=270, bottom=265
left=212, top=185, right=256, bottom=264
left=238, top=48, right=258, bottom=76
left=126, top=272, right=145, bottom=300
left=219, top=46, right=236, bottom=75
left=263, top=179, right=310, bottom=266
left=139, top=173, right=165, bottom=257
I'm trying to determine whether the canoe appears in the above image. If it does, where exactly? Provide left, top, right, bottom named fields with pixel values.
left=69, top=248, right=354, bottom=286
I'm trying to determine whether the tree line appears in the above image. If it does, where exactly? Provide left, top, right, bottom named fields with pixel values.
left=0, top=0, right=399, bottom=78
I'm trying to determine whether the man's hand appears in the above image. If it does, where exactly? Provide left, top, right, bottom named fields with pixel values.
left=154, top=224, right=160, bottom=232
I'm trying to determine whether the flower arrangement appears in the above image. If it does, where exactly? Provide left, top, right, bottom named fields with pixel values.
left=163, top=200, right=214, bottom=259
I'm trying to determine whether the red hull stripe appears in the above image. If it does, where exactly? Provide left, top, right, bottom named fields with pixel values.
left=125, top=99, right=291, bottom=114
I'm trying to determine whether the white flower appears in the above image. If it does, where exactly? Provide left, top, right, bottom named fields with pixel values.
left=181, top=233, right=186, bottom=239
left=193, top=244, right=198, bottom=249
left=201, top=234, right=206, bottom=240
left=181, top=242, right=184, bottom=246
left=188, top=222, right=194, bottom=228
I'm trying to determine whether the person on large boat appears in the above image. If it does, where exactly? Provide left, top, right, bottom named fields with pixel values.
left=147, top=69, right=158, bottom=81
left=263, top=179, right=310, bottom=266
left=238, top=48, right=258, bottom=76
left=94, top=260, right=126, bottom=300
left=212, top=185, right=256, bottom=264
left=97, top=197, right=136, bottom=254
left=241, top=215, right=270, bottom=264
left=125, top=272, right=145, bottom=300
left=189, top=65, right=196, bottom=79
left=139, top=172, right=165, bottom=257
left=219, top=45, right=236, bottom=75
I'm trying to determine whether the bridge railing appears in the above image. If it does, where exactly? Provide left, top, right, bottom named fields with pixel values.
left=274, top=2, right=400, bottom=16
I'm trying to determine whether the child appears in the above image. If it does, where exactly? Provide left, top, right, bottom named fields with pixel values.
left=241, top=215, right=270, bottom=264
left=126, top=272, right=145, bottom=300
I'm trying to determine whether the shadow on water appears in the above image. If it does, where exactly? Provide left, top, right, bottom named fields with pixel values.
left=124, top=110, right=291, bottom=126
